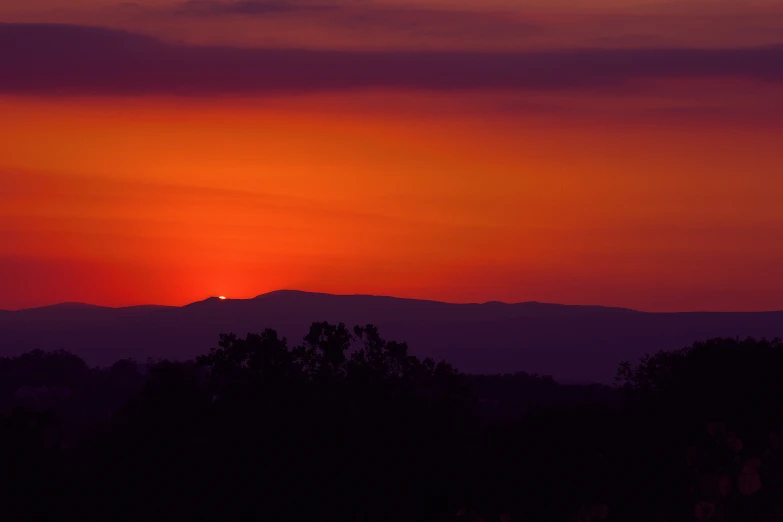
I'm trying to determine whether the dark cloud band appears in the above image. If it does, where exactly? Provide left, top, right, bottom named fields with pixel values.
left=1, top=24, right=781, bottom=95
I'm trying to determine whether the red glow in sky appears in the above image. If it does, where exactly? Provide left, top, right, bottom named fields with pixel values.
left=1, top=1, right=782, bottom=311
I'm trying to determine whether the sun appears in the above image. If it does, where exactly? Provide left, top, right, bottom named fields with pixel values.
left=218, top=296, right=227, bottom=300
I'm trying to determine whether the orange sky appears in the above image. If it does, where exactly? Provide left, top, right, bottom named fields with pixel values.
left=2, top=0, right=782, bottom=311
left=2, top=85, right=783, bottom=311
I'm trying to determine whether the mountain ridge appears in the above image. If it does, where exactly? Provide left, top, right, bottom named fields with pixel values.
left=6, top=289, right=783, bottom=314
left=2, top=290, right=782, bottom=383
left=4, top=289, right=648, bottom=314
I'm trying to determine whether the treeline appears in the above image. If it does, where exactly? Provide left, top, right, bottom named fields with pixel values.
left=1, top=325, right=782, bottom=522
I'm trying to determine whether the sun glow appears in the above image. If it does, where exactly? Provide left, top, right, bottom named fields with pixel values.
left=218, top=296, right=227, bottom=300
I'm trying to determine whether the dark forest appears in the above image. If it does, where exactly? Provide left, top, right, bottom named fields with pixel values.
left=2, top=325, right=782, bottom=522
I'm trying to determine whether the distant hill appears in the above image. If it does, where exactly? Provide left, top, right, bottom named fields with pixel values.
left=1, top=290, right=781, bottom=383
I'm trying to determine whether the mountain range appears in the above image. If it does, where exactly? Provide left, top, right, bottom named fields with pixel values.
left=1, top=290, right=781, bottom=383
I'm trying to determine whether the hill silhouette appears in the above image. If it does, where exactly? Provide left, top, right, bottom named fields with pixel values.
left=2, top=290, right=782, bottom=383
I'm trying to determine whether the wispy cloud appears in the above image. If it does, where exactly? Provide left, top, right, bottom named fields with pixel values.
left=177, top=0, right=339, bottom=16
left=173, top=0, right=541, bottom=43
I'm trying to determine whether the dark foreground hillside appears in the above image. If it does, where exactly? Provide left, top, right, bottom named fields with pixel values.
left=1, top=325, right=783, bottom=522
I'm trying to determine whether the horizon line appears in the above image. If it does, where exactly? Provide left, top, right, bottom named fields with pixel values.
left=3, top=288, right=783, bottom=315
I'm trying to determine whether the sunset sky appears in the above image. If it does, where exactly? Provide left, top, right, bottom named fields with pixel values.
left=1, top=0, right=782, bottom=311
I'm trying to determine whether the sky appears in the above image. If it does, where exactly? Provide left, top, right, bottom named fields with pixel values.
left=1, top=1, right=782, bottom=311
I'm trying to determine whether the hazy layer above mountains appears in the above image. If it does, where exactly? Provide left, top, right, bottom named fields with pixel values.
left=2, top=290, right=781, bottom=383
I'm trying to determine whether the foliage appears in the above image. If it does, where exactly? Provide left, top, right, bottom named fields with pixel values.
left=1, top=332, right=783, bottom=521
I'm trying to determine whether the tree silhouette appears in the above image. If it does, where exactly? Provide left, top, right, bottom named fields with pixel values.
left=197, top=328, right=294, bottom=380
left=3, top=331, right=783, bottom=521
left=616, top=337, right=783, bottom=426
